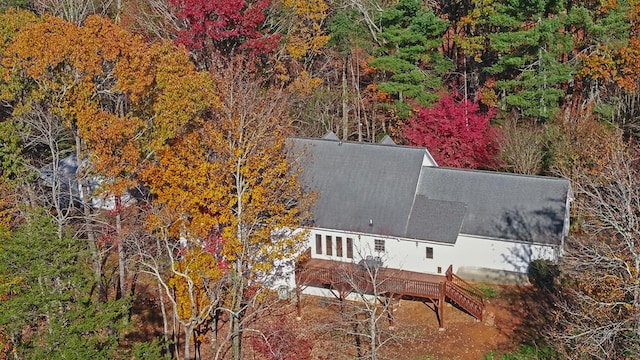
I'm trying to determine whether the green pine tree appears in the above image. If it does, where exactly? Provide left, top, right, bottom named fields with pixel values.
left=0, top=210, right=130, bottom=359
left=368, top=0, right=453, bottom=118
left=486, top=1, right=575, bottom=122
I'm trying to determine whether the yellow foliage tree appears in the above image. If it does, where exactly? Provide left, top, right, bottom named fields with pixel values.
left=167, top=244, right=224, bottom=359
left=2, top=14, right=214, bottom=305
left=141, top=59, right=314, bottom=360
left=279, top=0, right=330, bottom=60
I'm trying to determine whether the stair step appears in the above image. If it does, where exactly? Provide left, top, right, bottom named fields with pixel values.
left=445, top=282, right=484, bottom=320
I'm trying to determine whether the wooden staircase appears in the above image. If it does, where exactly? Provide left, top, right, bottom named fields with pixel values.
left=444, top=265, right=485, bottom=321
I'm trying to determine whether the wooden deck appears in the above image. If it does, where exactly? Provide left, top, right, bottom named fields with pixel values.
left=295, top=257, right=485, bottom=329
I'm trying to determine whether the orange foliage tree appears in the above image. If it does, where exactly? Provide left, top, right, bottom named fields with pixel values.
left=140, top=60, right=313, bottom=359
left=168, top=243, right=225, bottom=359
left=2, top=13, right=213, bottom=304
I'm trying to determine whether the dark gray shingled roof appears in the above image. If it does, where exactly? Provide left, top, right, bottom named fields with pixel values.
left=406, top=196, right=466, bottom=243
left=378, top=135, right=396, bottom=145
left=292, top=137, right=571, bottom=245
left=416, top=167, right=570, bottom=245
left=291, top=137, right=429, bottom=239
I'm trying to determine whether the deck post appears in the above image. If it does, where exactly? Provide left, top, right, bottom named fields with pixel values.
left=383, top=296, right=395, bottom=328
left=296, top=283, right=302, bottom=320
left=438, top=282, right=446, bottom=331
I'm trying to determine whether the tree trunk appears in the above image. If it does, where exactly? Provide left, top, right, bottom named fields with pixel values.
left=194, top=325, right=200, bottom=360
left=174, top=299, right=180, bottom=360
left=212, top=308, right=219, bottom=346
left=342, top=59, right=349, bottom=141
left=75, top=136, right=104, bottom=301
left=158, top=282, right=170, bottom=355
left=116, top=197, right=126, bottom=300
left=183, top=325, right=192, bottom=360
left=353, top=321, right=362, bottom=360
left=370, top=310, right=377, bottom=360
left=231, top=261, right=245, bottom=360
left=231, top=155, right=246, bottom=360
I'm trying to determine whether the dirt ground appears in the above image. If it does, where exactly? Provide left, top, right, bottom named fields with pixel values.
left=297, top=293, right=522, bottom=360
left=386, top=297, right=520, bottom=359
left=128, top=284, right=529, bottom=360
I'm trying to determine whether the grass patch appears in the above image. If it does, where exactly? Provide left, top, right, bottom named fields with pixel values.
left=477, top=284, right=500, bottom=299
left=483, top=344, right=557, bottom=360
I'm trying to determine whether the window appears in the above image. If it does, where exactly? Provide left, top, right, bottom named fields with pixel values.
left=374, top=239, right=385, bottom=252
left=346, top=238, right=354, bottom=258
left=426, top=247, right=434, bottom=259
left=336, top=237, right=343, bottom=257
left=315, top=234, right=322, bottom=255
left=326, top=236, right=333, bottom=256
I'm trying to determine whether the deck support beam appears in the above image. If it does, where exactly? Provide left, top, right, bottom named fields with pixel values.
left=438, top=282, right=446, bottom=330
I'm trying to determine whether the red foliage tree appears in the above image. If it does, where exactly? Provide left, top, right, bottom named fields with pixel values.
left=171, top=0, right=280, bottom=59
left=402, top=94, right=501, bottom=169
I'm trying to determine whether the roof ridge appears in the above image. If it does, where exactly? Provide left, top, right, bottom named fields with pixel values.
left=291, top=137, right=429, bottom=151
left=424, top=166, right=570, bottom=182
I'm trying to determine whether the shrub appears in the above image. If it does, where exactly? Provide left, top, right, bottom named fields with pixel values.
left=527, top=259, right=559, bottom=291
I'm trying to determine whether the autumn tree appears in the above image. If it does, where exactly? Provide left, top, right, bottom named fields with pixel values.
left=574, top=1, right=640, bottom=135
left=402, top=93, right=501, bottom=169
left=2, top=12, right=215, bottom=308
left=546, top=128, right=640, bottom=358
left=250, top=313, right=313, bottom=360
left=140, top=60, right=313, bottom=359
left=2, top=14, right=141, bottom=300
left=171, top=0, right=280, bottom=67
left=276, top=0, right=330, bottom=62
left=499, top=118, right=546, bottom=175
left=33, top=0, right=118, bottom=24
left=0, top=8, right=40, bottom=191
left=332, top=257, right=400, bottom=360
left=135, top=214, right=225, bottom=360
left=537, top=104, right=640, bottom=357
left=119, top=0, right=181, bottom=40
left=2, top=12, right=222, bottom=358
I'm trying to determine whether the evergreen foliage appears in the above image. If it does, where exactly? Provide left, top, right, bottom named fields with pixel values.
left=368, top=0, right=453, bottom=117
left=486, top=2, right=575, bottom=121
left=0, top=210, right=129, bottom=358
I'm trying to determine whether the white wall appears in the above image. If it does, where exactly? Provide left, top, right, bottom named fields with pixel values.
left=422, top=152, right=437, bottom=167
left=309, top=228, right=454, bottom=275
left=308, top=228, right=560, bottom=276
left=452, top=234, right=560, bottom=274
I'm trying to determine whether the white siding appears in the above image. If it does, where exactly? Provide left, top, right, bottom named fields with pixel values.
left=308, top=228, right=454, bottom=275
left=422, top=152, right=438, bottom=167
left=307, top=228, right=560, bottom=276
left=451, top=234, right=559, bottom=273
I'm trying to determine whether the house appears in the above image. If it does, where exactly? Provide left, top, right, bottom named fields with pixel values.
left=290, top=133, right=571, bottom=289
left=39, top=154, right=137, bottom=211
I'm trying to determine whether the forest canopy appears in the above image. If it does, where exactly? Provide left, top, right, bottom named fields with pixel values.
left=2, top=0, right=640, bottom=359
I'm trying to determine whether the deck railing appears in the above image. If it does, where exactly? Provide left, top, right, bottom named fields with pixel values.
left=297, top=261, right=485, bottom=323
left=445, top=265, right=485, bottom=300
